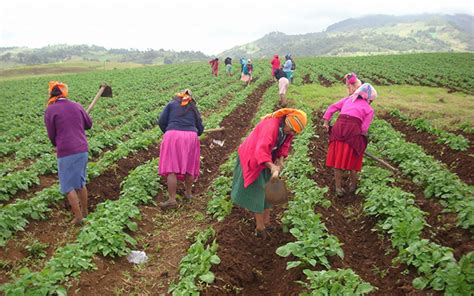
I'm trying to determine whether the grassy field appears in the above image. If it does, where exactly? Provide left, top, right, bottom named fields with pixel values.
left=289, top=84, right=474, bottom=129
left=0, top=60, right=143, bottom=81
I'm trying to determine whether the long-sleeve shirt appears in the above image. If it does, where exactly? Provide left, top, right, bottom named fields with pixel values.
left=323, top=96, right=374, bottom=133
left=271, top=57, right=280, bottom=69
left=282, top=60, right=292, bottom=72
left=158, top=99, right=204, bottom=136
left=44, top=99, right=92, bottom=158
left=238, top=118, right=294, bottom=188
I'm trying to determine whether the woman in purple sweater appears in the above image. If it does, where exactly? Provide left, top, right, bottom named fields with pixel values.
left=158, top=89, right=204, bottom=210
left=44, top=81, right=93, bottom=224
left=322, top=73, right=377, bottom=197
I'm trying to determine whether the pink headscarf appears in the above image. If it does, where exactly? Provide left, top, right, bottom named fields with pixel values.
left=352, top=83, right=377, bottom=102
left=345, top=72, right=358, bottom=85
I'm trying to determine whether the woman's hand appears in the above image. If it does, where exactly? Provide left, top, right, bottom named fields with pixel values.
left=266, top=162, right=280, bottom=179
left=323, top=120, right=330, bottom=132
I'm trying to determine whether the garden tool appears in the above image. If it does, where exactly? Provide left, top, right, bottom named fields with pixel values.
left=86, top=83, right=113, bottom=113
left=265, top=176, right=289, bottom=205
left=203, top=127, right=225, bottom=133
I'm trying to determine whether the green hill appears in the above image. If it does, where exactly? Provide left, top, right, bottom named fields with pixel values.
left=0, top=44, right=209, bottom=68
left=220, top=14, right=474, bottom=58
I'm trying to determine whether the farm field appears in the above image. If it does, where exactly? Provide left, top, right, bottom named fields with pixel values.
left=0, top=52, right=473, bottom=295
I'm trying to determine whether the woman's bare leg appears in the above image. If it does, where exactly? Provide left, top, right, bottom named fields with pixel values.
left=349, top=170, right=358, bottom=193
left=77, top=187, right=88, bottom=217
left=184, top=174, right=193, bottom=198
left=67, top=190, right=83, bottom=224
left=166, top=173, right=177, bottom=203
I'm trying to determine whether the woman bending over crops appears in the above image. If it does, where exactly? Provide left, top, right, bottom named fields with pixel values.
left=158, top=89, right=204, bottom=210
left=44, top=81, right=93, bottom=225
left=231, top=108, right=307, bottom=238
left=323, top=73, right=377, bottom=197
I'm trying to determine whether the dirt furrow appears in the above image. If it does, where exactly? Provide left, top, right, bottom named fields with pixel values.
left=379, top=113, right=474, bottom=185
left=202, top=207, right=302, bottom=296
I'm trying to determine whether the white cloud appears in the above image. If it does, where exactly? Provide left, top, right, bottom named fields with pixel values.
left=1, top=0, right=473, bottom=54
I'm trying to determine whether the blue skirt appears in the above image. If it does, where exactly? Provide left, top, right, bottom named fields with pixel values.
left=58, top=152, right=88, bottom=194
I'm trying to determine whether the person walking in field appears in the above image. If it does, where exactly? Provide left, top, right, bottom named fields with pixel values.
left=239, top=57, right=246, bottom=73
left=322, top=73, right=377, bottom=197
left=44, top=81, right=92, bottom=225
left=209, top=58, right=219, bottom=76
left=274, top=68, right=290, bottom=107
left=282, top=54, right=293, bottom=83
left=270, top=54, right=280, bottom=80
left=241, top=59, right=253, bottom=86
left=224, top=57, right=233, bottom=76
left=231, top=108, right=307, bottom=238
left=157, top=89, right=204, bottom=210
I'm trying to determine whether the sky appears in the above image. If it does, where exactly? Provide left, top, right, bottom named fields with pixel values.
left=1, top=0, right=473, bottom=55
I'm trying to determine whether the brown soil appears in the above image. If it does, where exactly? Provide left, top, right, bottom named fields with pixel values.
left=308, top=111, right=433, bottom=295
left=202, top=207, right=303, bottom=296
left=318, top=75, right=333, bottom=87
left=302, top=74, right=312, bottom=84
left=379, top=113, right=474, bottom=185
left=69, top=80, right=275, bottom=295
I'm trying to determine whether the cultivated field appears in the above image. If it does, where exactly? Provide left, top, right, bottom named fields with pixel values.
left=0, top=52, right=473, bottom=295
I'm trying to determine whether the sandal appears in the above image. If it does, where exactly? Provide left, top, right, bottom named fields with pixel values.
left=265, top=225, right=276, bottom=233
left=254, top=229, right=268, bottom=239
left=184, top=193, right=193, bottom=201
left=159, top=200, right=178, bottom=210
left=335, top=188, right=346, bottom=197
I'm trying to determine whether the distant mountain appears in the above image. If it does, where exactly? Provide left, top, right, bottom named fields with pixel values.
left=0, top=44, right=209, bottom=67
left=220, top=14, right=474, bottom=58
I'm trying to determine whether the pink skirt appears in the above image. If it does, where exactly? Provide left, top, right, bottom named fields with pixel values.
left=278, top=77, right=289, bottom=95
left=159, top=130, right=201, bottom=180
left=241, top=73, right=252, bottom=82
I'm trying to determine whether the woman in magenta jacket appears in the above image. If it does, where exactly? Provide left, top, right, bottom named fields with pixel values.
left=323, top=73, right=377, bottom=197
left=231, top=108, right=307, bottom=238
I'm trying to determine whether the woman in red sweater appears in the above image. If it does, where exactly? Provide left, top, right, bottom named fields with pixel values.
left=231, top=108, right=307, bottom=238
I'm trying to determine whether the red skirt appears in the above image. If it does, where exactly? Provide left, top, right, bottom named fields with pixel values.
left=326, top=140, right=364, bottom=171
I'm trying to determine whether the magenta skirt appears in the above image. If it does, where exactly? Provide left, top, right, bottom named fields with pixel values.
left=159, top=130, right=201, bottom=181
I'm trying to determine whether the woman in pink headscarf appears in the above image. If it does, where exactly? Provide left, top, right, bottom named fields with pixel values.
left=270, top=54, right=280, bottom=80
left=322, top=73, right=377, bottom=197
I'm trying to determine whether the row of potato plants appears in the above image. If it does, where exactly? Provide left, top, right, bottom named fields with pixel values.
left=275, top=107, right=374, bottom=295
left=368, top=118, right=474, bottom=230
left=389, top=109, right=469, bottom=151
left=168, top=228, right=221, bottom=295
left=0, top=158, right=161, bottom=295
left=0, top=68, right=262, bottom=292
left=297, top=53, right=474, bottom=94
left=169, top=73, right=277, bottom=294
left=0, top=75, right=246, bottom=246
left=0, top=65, right=186, bottom=159
left=0, top=68, right=220, bottom=200
left=358, top=162, right=473, bottom=295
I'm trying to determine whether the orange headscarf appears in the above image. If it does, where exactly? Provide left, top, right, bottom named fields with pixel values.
left=47, top=81, right=69, bottom=106
left=262, top=108, right=307, bottom=134
left=175, top=89, right=194, bottom=106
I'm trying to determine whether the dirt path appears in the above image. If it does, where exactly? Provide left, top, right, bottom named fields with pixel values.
left=69, top=80, right=274, bottom=295
left=308, top=111, right=431, bottom=295
left=379, top=113, right=474, bottom=185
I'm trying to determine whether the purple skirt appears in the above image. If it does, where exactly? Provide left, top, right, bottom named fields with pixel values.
left=159, top=130, right=200, bottom=181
